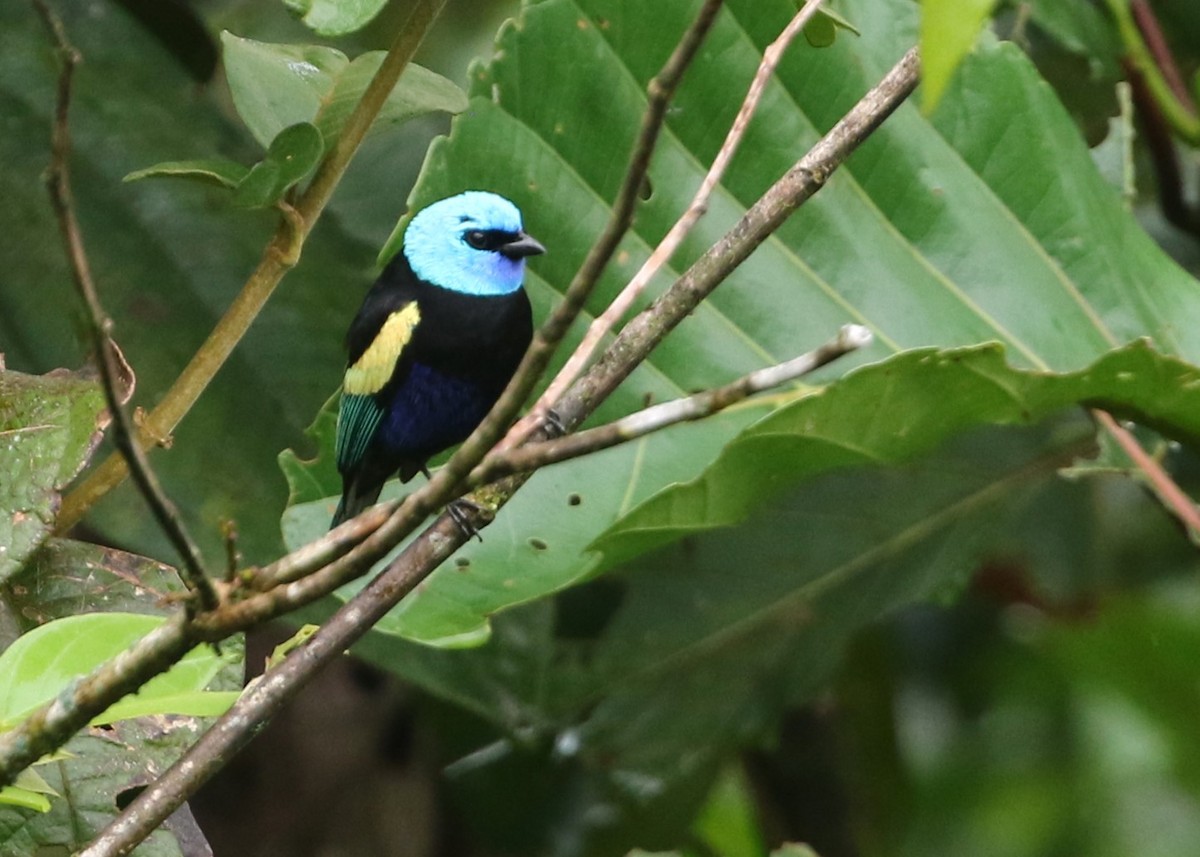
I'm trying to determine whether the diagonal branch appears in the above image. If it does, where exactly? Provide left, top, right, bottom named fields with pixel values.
left=33, top=0, right=215, bottom=610
left=474, top=324, right=872, bottom=483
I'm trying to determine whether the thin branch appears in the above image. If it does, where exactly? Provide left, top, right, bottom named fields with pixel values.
left=1107, top=0, right=1200, bottom=144
left=82, top=48, right=919, bottom=854
left=33, top=0, right=215, bottom=610
left=512, top=0, right=827, bottom=445
left=1093, top=409, right=1200, bottom=537
left=1124, top=58, right=1200, bottom=237
left=474, top=324, right=872, bottom=484
left=55, top=0, right=450, bottom=532
left=1129, top=0, right=1196, bottom=116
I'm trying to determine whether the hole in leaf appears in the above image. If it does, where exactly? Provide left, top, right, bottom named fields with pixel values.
left=116, top=785, right=146, bottom=811
left=567, top=493, right=582, bottom=506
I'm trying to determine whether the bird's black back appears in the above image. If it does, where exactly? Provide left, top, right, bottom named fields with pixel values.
left=346, top=253, right=533, bottom=395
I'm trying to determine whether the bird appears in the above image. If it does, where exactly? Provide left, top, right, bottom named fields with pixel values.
left=330, top=190, right=544, bottom=529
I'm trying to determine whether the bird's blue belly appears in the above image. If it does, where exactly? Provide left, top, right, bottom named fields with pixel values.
left=378, top=362, right=493, bottom=459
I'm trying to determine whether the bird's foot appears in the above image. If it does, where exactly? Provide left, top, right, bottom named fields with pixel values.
left=447, top=497, right=486, bottom=542
left=541, top=408, right=568, bottom=439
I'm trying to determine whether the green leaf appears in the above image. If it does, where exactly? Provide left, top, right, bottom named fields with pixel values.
left=319, top=51, right=468, bottom=146
left=220, top=33, right=348, bottom=149
left=233, top=121, right=325, bottom=208
left=691, top=766, right=767, bottom=857
left=123, top=158, right=250, bottom=189
left=220, top=32, right=466, bottom=150
left=920, top=0, right=1001, bottom=111
left=803, top=12, right=837, bottom=48
left=818, top=6, right=860, bottom=36
left=0, top=768, right=58, bottom=813
left=0, top=718, right=212, bottom=855
left=98, top=690, right=240, bottom=724
left=284, top=0, right=390, bottom=37
left=0, top=366, right=105, bottom=582
left=591, top=340, right=1200, bottom=565
left=283, top=404, right=775, bottom=646
left=0, top=786, right=49, bottom=813
left=278, top=394, right=342, bottom=506
left=0, top=613, right=235, bottom=727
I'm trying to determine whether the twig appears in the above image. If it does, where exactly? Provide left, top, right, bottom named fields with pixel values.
left=33, top=0, right=216, bottom=610
left=474, top=324, right=872, bottom=483
left=1107, top=0, right=1200, bottom=144
left=511, top=0, right=828, bottom=445
left=1129, top=0, right=1196, bottom=116
left=81, top=48, right=919, bottom=855
left=1093, top=409, right=1200, bottom=536
left=55, top=0, right=450, bottom=531
left=1123, top=58, right=1200, bottom=236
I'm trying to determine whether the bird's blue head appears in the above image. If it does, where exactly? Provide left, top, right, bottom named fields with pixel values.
left=402, top=191, right=545, bottom=297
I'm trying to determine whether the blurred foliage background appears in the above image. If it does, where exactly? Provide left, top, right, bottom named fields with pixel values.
left=5, top=0, right=1200, bottom=855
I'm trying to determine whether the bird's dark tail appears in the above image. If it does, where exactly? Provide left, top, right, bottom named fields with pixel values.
left=330, top=480, right=384, bottom=530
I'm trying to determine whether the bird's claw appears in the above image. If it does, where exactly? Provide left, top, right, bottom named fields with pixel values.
left=447, top=498, right=485, bottom=542
left=541, top=408, right=567, bottom=439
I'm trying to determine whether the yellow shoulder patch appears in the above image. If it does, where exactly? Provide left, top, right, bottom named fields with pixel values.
left=343, top=303, right=421, bottom=395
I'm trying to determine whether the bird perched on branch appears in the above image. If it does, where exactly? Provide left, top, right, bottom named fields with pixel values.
left=331, top=191, right=543, bottom=528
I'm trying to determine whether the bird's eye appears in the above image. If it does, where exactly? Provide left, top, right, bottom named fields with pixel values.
left=464, top=230, right=488, bottom=250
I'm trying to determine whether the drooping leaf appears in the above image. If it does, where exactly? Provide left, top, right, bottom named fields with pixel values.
left=591, top=340, right=1200, bottom=566
left=920, top=0, right=1001, bottom=111
left=283, top=0, right=390, bottom=37
left=123, top=158, right=250, bottom=190
left=233, top=121, right=325, bottom=208
left=319, top=51, right=468, bottom=144
left=0, top=367, right=105, bottom=582
left=219, top=33, right=348, bottom=149
left=220, top=32, right=466, bottom=150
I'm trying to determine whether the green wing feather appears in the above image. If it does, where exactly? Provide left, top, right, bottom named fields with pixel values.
left=336, top=302, right=421, bottom=475
left=335, top=392, right=385, bottom=474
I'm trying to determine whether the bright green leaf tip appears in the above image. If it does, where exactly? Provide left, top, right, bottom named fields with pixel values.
left=123, top=158, right=250, bottom=189
left=920, top=0, right=1001, bottom=113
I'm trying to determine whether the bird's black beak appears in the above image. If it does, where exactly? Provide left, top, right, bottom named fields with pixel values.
left=499, top=231, right=546, bottom=260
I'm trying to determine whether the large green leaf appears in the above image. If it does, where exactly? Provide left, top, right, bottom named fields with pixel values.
left=0, top=366, right=105, bottom=582
left=286, top=0, right=1200, bottom=646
